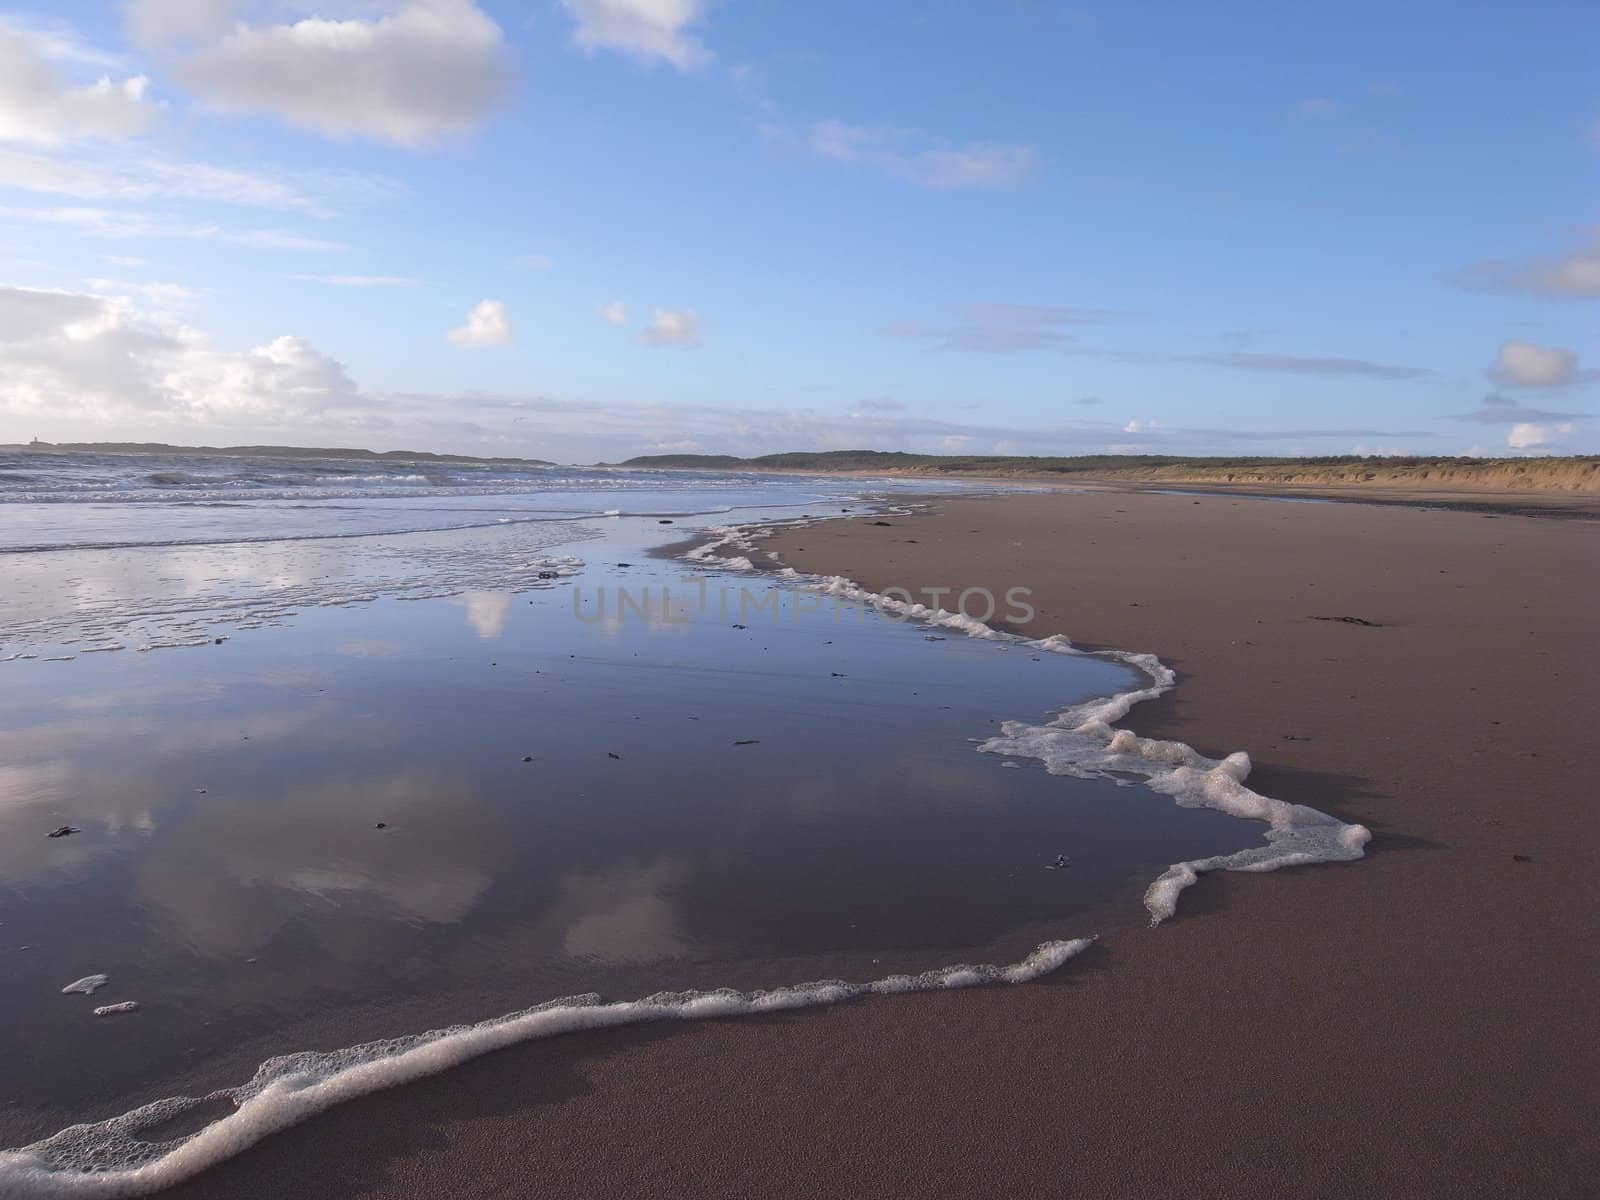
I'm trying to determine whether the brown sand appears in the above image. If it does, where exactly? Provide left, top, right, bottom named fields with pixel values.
left=167, top=491, right=1598, bottom=1200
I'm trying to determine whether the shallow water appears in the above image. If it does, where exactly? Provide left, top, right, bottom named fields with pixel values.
left=0, top=454, right=1266, bottom=1182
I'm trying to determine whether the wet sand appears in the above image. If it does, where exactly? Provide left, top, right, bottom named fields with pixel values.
left=165, top=489, right=1598, bottom=1200
left=3, top=508, right=1260, bottom=1155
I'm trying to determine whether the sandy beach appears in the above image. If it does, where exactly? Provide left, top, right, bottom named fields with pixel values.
left=143, top=488, right=1596, bottom=1199
left=2, top=0, right=1594, bottom=1191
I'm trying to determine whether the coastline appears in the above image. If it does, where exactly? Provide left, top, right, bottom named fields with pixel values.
left=647, top=466, right=1600, bottom=521
left=149, top=489, right=1598, bottom=1198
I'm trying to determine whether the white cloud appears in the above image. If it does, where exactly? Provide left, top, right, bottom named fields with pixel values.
left=1293, top=97, right=1345, bottom=119
left=125, top=0, right=242, bottom=48
left=882, top=302, right=1125, bottom=352
left=602, top=300, right=628, bottom=324
left=914, top=144, right=1038, bottom=189
left=449, top=299, right=511, bottom=346
left=1507, top=422, right=1577, bottom=450
left=0, top=23, right=158, bottom=145
left=293, top=275, right=420, bottom=288
left=641, top=307, right=700, bottom=347
left=173, top=334, right=359, bottom=416
left=1066, top=342, right=1432, bottom=379
left=0, top=285, right=104, bottom=340
left=171, top=1, right=512, bottom=147
left=230, top=228, right=343, bottom=252
left=853, top=396, right=905, bottom=413
left=0, top=284, right=358, bottom=426
left=86, top=277, right=200, bottom=306
left=560, top=0, right=710, bottom=69
left=2, top=15, right=132, bottom=69
left=0, top=148, right=321, bottom=212
left=0, top=148, right=110, bottom=195
left=1458, top=229, right=1600, bottom=298
left=1488, top=340, right=1578, bottom=388
left=1447, top=395, right=1592, bottom=424
left=0, top=204, right=342, bottom=250
left=137, top=159, right=320, bottom=211
left=806, top=121, right=1037, bottom=190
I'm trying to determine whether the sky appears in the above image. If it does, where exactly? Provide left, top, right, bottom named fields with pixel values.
left=0, top=0, right=1595, bottom=463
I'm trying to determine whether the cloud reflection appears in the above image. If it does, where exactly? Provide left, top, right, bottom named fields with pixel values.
left=134, top=768, right=502, bottom=957
left=558, top=860, right=689, bottom=964
left=454, top=590, right=510, bottom=638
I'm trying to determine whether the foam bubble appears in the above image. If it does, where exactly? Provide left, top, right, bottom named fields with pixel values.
left=0, top=939, right=1093, bottom=1197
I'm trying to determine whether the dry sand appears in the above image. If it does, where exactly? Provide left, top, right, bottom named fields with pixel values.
left=167, top=490, right=1598, bottom=1200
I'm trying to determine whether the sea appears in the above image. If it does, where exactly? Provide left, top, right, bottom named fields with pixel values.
left=0, top=449, right=1365, bottom=1195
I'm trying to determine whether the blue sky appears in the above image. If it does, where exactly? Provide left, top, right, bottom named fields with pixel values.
left=0, top=0, right=1594, bottom=461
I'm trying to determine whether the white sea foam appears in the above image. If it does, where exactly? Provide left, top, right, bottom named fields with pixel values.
left=795, top=570, right=1370, bottom=925
left=0, top=939, right=1093, bottom=1197
left=683, top=521, right=785, bottom=569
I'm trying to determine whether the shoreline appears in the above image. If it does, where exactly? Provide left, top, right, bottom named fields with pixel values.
left=111, top=491, right=1600, bottom=1197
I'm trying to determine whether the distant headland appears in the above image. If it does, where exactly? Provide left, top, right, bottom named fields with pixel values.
left=3, top=441, right=557, bottom=467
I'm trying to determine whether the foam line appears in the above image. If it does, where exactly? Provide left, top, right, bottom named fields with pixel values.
left=0, top=940, right=1093, bottom=1197
left=682, top=513, right=1369, bottom=927
left=796, top=570, right=1370, bottom=924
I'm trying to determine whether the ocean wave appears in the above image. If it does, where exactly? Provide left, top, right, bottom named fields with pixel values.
left=0, top=514, right=590, bottom=555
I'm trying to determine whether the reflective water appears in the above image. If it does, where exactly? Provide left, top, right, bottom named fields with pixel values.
left=0, top=473, right=1260, bottom=1149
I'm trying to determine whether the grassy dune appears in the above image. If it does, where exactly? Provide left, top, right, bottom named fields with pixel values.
left=619, top=452, right=1600, bottom=494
